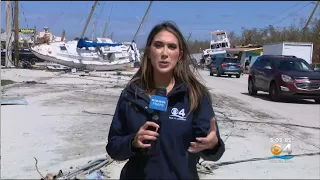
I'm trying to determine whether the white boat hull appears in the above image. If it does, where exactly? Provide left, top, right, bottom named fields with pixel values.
left=31, top=40, right=137, bottom=71
left=31, top=49, right=132, bottom=71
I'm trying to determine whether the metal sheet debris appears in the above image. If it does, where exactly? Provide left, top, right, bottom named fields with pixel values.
left=1, top=98, right=29, bottom=105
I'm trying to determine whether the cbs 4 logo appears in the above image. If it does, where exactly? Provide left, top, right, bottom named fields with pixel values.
left=271, top=143, right=292, bottom=156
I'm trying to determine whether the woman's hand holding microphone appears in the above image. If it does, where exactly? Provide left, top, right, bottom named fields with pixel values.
left=132, top=121, right=159, bottom=148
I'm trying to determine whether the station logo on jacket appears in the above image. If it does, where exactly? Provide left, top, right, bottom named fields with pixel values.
left=169, top=107, right=187, bottom=121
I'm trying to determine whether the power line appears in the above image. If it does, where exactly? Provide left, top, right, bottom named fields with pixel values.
left=105, top=2, right=114, bottom=30
left=270, top=2, right=312, bottom=26
left=269, top=1, right=302, bottom=21
left=107, top=3, right=114, bottom=24
left=99, top=2, right=114, bottom=37
left=97, top=2, right=106, bottom=21
left=94, top=2, right=106, bottom=37
left=20, top=3, right=29, bottom=28
left=49, top=1, right=73, bottom=29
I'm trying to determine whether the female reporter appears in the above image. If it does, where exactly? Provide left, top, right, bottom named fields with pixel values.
left=106, top=21, right=225, bottom=179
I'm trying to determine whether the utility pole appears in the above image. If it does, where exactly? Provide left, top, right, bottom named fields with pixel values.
left=302, top=1, right=320, bottom=41
left=5, top=1, right=14, bottom=67
left=303, top=1, right=319, bottom=31
left=33, top=26, right=36, bottom=46
left=14, top=1, right=19, bottom=67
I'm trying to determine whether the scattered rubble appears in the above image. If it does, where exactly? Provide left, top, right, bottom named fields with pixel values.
left=1, top=68, right=319, bottom=179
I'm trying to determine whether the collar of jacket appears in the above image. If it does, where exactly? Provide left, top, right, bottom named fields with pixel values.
left=126, top=79, right=187, bottom=101
left=122, top=79, right=188, bottom=115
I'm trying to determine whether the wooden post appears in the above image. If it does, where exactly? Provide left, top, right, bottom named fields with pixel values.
left=303, top=1, right=319, bottom=31
left=302, top=1, right=320, bottom=42
left=33, top=26, right=36, bottom=45
left=14, top=1, right=19, bottom=67
left=5, top=1, right=14, bottom=67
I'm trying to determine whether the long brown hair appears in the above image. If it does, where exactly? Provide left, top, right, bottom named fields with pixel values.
left=129, top=21, right=212, bottom=114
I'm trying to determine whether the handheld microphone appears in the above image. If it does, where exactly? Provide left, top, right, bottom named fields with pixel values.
left=142, top=88, right=168, bottom=155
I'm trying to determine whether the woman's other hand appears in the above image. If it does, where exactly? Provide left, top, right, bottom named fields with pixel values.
left=188, top=117, right=219, bottom=153
left=132, top=121, right=160, bottom=148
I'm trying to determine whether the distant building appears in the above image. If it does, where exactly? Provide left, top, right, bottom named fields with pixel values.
left=38, top=27, right=53, bottom=42
left=1, top=32, right=6, bottom=50
left=37, top=27, right=66, bottom=42
left=1, top=31, right=33, bottom=49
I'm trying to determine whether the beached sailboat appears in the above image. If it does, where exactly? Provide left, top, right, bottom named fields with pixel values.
left=31, top=1, right=146, bottom=71
left=31, top=37, right=139, bottom=71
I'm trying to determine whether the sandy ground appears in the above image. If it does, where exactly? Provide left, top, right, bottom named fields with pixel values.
left=1, top=68, right=319, bottom=179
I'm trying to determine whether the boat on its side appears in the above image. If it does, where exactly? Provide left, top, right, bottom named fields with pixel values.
left=31, top=37, right=138, bottom=71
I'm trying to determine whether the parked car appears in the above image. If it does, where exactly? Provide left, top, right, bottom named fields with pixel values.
left=209, top=57, right=243, bottom=78
left=248, top=55, right=320, bottom=103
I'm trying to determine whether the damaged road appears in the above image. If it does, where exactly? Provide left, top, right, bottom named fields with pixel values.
left=1, top=69, right=319, bottom=179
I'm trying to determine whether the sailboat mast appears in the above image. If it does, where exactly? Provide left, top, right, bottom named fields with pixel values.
left=91, top=16, right=96, bottom=40
left=110, top=32, right=114, bottom=39
left=102, top=23, right=107, bottom=38
left=61, top=30, right=65, bottom=41
left=131, top=1, right=153, bottom=43
left=80, top=1, right=99, bottom=39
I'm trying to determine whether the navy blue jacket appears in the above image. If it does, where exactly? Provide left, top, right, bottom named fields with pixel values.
left=106, top=80, right=225, bottom=179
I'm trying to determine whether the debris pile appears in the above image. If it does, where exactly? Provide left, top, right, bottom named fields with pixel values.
left=34, top=157, right=114, bottom=180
